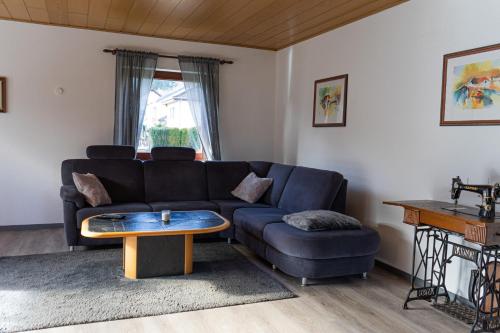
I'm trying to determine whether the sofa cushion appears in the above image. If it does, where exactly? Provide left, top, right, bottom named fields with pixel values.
left=149, top=201, right=219, bottom=212
left=263, top=164, right=294, bottom=206
left=278, top=166, right=344, bottom=213
left=231, top=172, right=273, bottom=204
left=263, top=224, right=380, bottom=260
left=86, top=145, right=135, bottom=159
left=211, top=199, right=270, bottom=221
left=62, top=159, right=145, bottom=203
left=206, top=161, right=250, bottom=200
left=282, top=210, right=361, bottom=231
left=144, top=160, right=208, bottom=202
left=72, top=172, right=112, bottom=207
left=150, top=147, right=196, bottom=161
left=76, top=202, right=151, bottom=228
left=234, top=207, right=286, bottom=239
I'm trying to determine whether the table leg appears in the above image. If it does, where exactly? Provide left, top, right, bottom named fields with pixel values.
left=184, top=234, right=193, bottom=274
left=124, top=236, right=138, bottom=279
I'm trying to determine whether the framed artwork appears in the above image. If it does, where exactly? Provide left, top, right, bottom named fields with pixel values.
left=441, top=43, right=500, bottom=126
left=313, top=74, right=348, bottom=127
left=0, top=77, right=5, bottom=113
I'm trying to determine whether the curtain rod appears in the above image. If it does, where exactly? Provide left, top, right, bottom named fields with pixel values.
left=102, top=49, right=234, bottom=65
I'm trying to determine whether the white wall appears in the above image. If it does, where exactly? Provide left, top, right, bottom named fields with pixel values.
left=0, top=21, right=276, bottom=227
left=274, top=0, right=500, bottom=296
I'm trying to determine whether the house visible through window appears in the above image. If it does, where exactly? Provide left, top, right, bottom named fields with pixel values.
left=138, top=71, right=202, bottom=158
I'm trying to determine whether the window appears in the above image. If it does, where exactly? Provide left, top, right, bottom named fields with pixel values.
left=138, top=71, right=202, bottom=158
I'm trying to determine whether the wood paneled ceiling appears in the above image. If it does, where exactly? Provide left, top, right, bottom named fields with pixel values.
left=0, top=0, right=406, bottom=50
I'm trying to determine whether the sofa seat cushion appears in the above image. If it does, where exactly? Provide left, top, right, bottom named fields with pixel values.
left=234, top=208, right=287, bottom=239
left=76, top=203, right=151, bottom=228
left=149, top=201, right=219, bottom=212
left=263, top=224, right=380, bottom=260
left=211, top=200, right=270, bottom=221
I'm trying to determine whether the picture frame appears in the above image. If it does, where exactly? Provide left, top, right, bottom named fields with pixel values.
left=0, top=77, right=5, bottom=113
left=313, top=74, right=348, bottom=127
left=440, top=43, right=500, bottom=126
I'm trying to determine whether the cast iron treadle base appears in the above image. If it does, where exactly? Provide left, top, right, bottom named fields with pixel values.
left=432, top=302, right=476, bottom=325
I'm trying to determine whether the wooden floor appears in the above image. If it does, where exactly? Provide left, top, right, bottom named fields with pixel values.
left=0, top=228, right=469, bottom=333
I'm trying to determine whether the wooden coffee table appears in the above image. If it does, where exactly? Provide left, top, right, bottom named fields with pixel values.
left=81, top=211, right=230, bottom=279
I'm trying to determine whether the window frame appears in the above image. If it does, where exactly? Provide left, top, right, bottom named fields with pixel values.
left=136, top=70, right=204, bottom=161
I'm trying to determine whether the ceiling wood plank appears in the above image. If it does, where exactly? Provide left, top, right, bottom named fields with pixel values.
left=0, top=0, right=406, bottom=50
left=0, top=2, right=12, bottom=18
left=87, top=0, right=110, bottom=29
left=183, top=0, right=248, bottom=40
left=227, top=0, right=324, bottom=45
left=267, top=0, right=403, bottom=49
left=67, top=0, right=88, bottom=14
left=247, top=0, right=352, bottom=46
left=121, top=0, right=156, bottom=33
left=3, top=0, right=31, bottom=20
left=105, top=0, right=134, bottom=31
left=137, top=0, right=181, bottom=35
left=154, top=0, right=205, bottom=37
left=68, top=12, right=86, bottom=26
left=46, top=0, right=70, bottom=25
left=27, top=7, right=49, bottom=22
left=199, top=0, right=276, bottom=42
left=168, top=0, right=227, bottom=39
left=214, top=0, right=300, bottom=43
left=24, top=0, right=46, bottom=8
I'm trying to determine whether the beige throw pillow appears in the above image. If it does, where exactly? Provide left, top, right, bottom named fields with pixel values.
left=72, top=172, right=112, bottom=207
left=231, top=172, right=273, bottom=204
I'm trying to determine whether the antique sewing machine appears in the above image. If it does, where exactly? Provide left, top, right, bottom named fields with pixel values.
left=451, top=176, right=500, bottom=219
left=384, top=177, right=500, bottom=332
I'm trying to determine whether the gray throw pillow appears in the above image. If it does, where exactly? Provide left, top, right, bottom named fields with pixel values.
left=72, top=172, right=112, bottom=207
left=231, top=172, right=273, bottom=204
left=282, top=210, right=361, bottom=231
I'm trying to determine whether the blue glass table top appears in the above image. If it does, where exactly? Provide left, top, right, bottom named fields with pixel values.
left=85, top=211, right=228, bottom=235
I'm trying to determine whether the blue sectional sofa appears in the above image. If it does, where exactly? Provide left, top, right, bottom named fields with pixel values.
left=60, top=145, right=380, bottom=284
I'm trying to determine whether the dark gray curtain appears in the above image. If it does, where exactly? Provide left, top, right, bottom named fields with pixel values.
left=114, top=50, right=158, bottom=148
left=178, top=56, right=221, bottom=160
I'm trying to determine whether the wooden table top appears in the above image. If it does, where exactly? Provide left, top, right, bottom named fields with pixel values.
left=81, top=211, right=230, bottom=238
left=384, top=200, right=500, bottom=245
left=384, top=200, right=500, bottom=226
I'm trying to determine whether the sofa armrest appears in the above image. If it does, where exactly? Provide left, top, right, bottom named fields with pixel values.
left=60, top=185, right=86, bottom=209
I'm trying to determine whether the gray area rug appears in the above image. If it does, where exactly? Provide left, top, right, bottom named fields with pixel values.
left=0, top=243, right=295, bottom=332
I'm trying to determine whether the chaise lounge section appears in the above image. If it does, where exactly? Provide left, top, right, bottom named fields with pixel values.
left=60, top=145, right=380, bottom=283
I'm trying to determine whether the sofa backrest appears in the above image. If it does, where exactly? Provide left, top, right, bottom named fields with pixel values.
left=206, top=161, right=250, bottom=200
left=86, top=145, right=135, bottom=159
left=263, top=163, right=295, bottom=206
left=150, top=147, right=195, bottom=161
left=331, top=179, right=348, bottom=214
left=61, top=159, right=145, bottom=203
left=249, top=161, right=273, bottom=178
left=144, top=147, right=208, bottom=202
left=277, top=166, right=345, bottom=213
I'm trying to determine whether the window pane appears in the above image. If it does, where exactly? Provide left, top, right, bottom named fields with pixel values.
left=139, top=78, right=201, bottom=154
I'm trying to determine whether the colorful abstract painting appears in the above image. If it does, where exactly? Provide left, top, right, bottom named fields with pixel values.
left=313, top=74, right=348, bottom=127
left=441, top=44, right=500, bottom=125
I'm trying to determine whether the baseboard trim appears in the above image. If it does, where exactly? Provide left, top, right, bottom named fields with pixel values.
left=375, top=259, right=473, bottom=307
left=0, top=223, right=64, bottom=231
left=375, top=259, right=411, bottom=281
